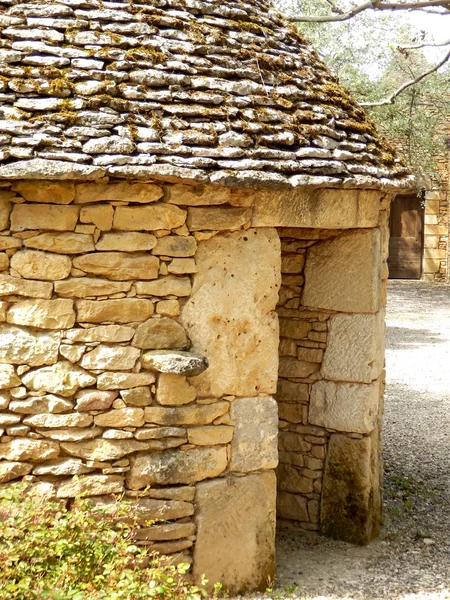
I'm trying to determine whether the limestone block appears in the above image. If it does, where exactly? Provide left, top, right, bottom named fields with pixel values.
left=0, top=365, right=21, bottom=389
left=424, top=214, right=438, bottom=225
left=144, top=402, right=228, bottom=426
left=281, top=254, right=305, bottom=274
left=276, top=379, right=309, bottom=403
left=229, top=397, right=278, bottom=472
left=152, top=236, right=197, bottom=257
left=297, top=347, right=323, bottom=363
left=11, top=250, right=72, bottom=281
left=80, top=205, right=114, bottom=231
left=120, top=386, right=152, bottom=407
left=424, top=248, right=446, bottom=259
left=166, top=184, right=230, bottom=206
left=423, top=236, right=439, bottom=249
left=133, top=317, right=188, bottom=350
left=0, top=237, right=21, bottom=251
left=187, top=207, right=251, bottom=231
left=32, top=458, right=92, bottom=476
left=126, top=446, right=228, bottom=488
left=37, top=427, right=103, bottom=442
left=278, top=402, right=306, bottom=423
left=0, top=253, right=8, bottom=271
left=127, top=498, right=193, bottom=522
left=424, top=224, right=447, bottom=235
left=80, top=345, right=140, bottom=370
left=320, top=430, right=381, bottom=544
left=24, top=232, right=95, bottom=254
left=167, top=258, right=197, bottom=275
left=56, top=278, right=131, bottom=298
left=97, top=371, right=155, bottom=390
left=156, top=373, right=196, bottom=406
left=59, top=344, right=86, bottom=363
left=75, top=182, right=163, bottom=204
left=96, top=232, right=157, bottom=252
left=0, top=438, right=60, bottom=462
left=0, top=301, right=5, bottom=322
left=276, top=491, right=309, bottom=522
left=276, top=464, right=314, bottom=494
left=252, top=189, right=380, bottom=229
left=134, top=522, right=195, bottom=542
left=61, top=439, right=150, bottom=461
left=65, top=325, right=135, bottom=343
left=135, top=277, right=191, bottom=297
left=21, top=361, right=96, bottom=396
left=322, top=312, right=385, bottom=383
left=425, top=200, right=440, bottom=215
left=134, top=427, right=185, bottom=441
left=302, top=229, right=382, bottom=313
left=0, top=414, right=21, bottom=426
left=73, top=253, right=159, bottom=280
left=156, top=300, right=180, bottom=316
left=0, top=325, right=60, bottom=366
left=188, top=425, right=233, bottom=445
left=0, top=274, right=52, bottom=299
left=9, top=395, right=73, bottom=414
left=141, top=351, right=208, bottom=376
left=94, top=408, right=145, bottom=428
left=279, top=358, right=320, bottom=378
left=12, top=181, right=75, bottom=204
left=194, top=473, right=276, bottom=593
left=181, top=229, right=280, bottom=397
left=309, top=380, right=379, bottom=434
left=23, top=413, right=93, bottom=428
left=57, top=475, right=124, bottom=498
left=0, top=461, right=33, bottom=482
left=0, top=198, right=11, bottom=230
left=7, top=299, right=75, bottom=330
left=113, top=205, right=186, bottom=231
left=76, top=299, right=154, bottom=323
left=423, top=258, right=442, bottom=273
left=75, top=389, right=117, bottom=412
left=10, top=204, right=79, bottom=231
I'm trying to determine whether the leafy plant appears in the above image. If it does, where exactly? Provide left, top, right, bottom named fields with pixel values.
left=0, top=483, right=207, bottom=600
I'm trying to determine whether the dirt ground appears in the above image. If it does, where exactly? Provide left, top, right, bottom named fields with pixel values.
left=245, top=281, right=450, bottom=600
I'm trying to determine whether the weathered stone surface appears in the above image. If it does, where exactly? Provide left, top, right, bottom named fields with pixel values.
left=10, top=249, right=72, bottom=281
left=79, top=205, right=114, bottom=231
left=73, top=253, right=159, bottom=280
left=37, top=427, right=103, bottom=441
left=57, top=475, right=124, bottom=498
left=23, top=413, right=93, bottom=428
left=61, top=439, right=149, bottom=461
left=120, top=386, right=152, bottom=407
left=276, top=464, right=314, bottom=494
left=187, top=207, right=251, bottom=231
left=0, top=325, right=60, bottom=366
left=0, top=198, right=11, bottom=230
left=229, top=397, right=278, bottom=472
left=75, top=389, right=117, bottom=412
left=133, top=318, right=188, bottom=350
left=65, top=325, right=135, bottom=343
left=152, top=236, right=197, bottom=257
left=80, top=345, right=140, bottom=370
left=0, top=274, right=52, bottom=299
left=25, top=232, right=94, bottom=254
left=0, top=237, right=21, bottom=251
left=97, top=371, right=155, bottom=390
left=56, top=278, right=131, bottom=298
left=167, top=258, right=197, bottom=275
left=0, top=365, right=21, bottom=389
left=12, top=181, right=75, bottom=204
left=144, top=402, right=228, bottom=426
left=132, top=498, right=194, bottom=522
left=142, top=351, right=208, bottom=377
left=156, top=300, right=180, bottom=316
left=0, top=438, right=59, bottom=462
left=76, top=299, right=154, bottom=323
left=166, top=184, right=230, bottom=206
left=135, top=522, right=195, bottom=542
left=32, top=458, right=92, bottom=476
left=7, top=299, right=75, bottom=330
left=322, top=312, right=385, bottom=383
left=252, top=189, right=380, bottom=229
left=194, top=473, right=276, bottom=593
left=276, top=379, right=309, bottom=403
left=279, top=319, right=311, bottom=340
left=145, top=486, right=195, bottom=502
left=96, top=232, right=157, bottom=252
left=94, top=408, right=145, bottom=428
left=0, top=461, right=33, bottom=482
left=60, top=344, right=86, bottom=363
left=10, top=204, right=79, bottom=231
left=0, top=254, right=8, bottom=271
left=75, top=182, right=163, bottom=204
left=302, top=230, right=382, bottom=313
left=9, top=395, right=73, bottom=414
left=114, top=205, right=186, bottom=231
left=0, top=413, right=21, bottom=426
left=156, top=373, right=196, bottom=406
left=276, top=491, right=309, bottom=522
left=126, top=446, right=228, bottom=488
left=321, top=430, right=381, bottom=544
left=309, top=380, right=380, bottom=434
left=22, top=361, right=95, bottom=396
left=135, top=277, right=191, bottom=297
left=278, top=358, right=320, bottom=378
left=182, top=229, right=280, bottom=397
left=188, top=425, right=233, bottom=446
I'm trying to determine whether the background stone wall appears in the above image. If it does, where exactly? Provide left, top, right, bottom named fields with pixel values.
left=423, top=189, right=449, bottom=282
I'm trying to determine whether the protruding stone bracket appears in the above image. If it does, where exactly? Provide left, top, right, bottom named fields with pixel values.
left=141, top=350, right=209, bottom=377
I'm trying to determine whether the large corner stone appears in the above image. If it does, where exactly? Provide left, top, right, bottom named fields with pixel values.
left=320, top=430, right=381, bottom=545
left=302, top=229, right=382, bottom=313
left=181, top=229, right=280, bottom=397
left=193, top=472, right=276, bottom=594
left=322, top=311, right=385, bottom=383
left=309, top=379, right=380, bottom=434
left=229, top=396, right=278, bottom=472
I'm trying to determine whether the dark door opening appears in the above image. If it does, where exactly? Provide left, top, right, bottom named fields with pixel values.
left=388, top=194, right=424, bottom=279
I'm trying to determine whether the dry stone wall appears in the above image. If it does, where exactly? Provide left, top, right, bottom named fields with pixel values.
left=423, top=189, right=449, bottom=282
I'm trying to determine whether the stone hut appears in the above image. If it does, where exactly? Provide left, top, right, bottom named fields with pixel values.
left=0, top=0, right=413, bottom=594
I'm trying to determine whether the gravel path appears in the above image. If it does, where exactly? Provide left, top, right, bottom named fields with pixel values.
left=247, top=281, right=450, bottom=600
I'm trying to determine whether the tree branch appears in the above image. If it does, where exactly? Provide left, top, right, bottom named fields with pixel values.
left=399, top=37, right=450, bottom=49
left=360, top=48, right=450, bottom=106
left=286, top=0, right=450, bottom=23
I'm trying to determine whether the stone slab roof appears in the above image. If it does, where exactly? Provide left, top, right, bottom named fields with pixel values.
left=0, top=0, right=414, bottom=190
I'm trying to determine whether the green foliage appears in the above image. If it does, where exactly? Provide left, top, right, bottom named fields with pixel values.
left=0, top=483, right=207, bottom=600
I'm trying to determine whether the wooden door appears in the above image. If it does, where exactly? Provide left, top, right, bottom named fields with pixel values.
left=388, top=194, right=424, bottom=279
